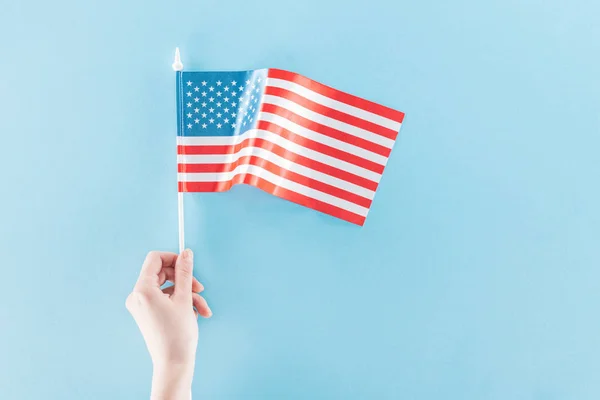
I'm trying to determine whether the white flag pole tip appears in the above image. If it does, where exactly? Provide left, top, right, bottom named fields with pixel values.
left=172, top=47, right=184, bottom=71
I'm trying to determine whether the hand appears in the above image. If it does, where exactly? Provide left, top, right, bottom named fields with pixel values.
left=126, top=250, right=212, bottom=400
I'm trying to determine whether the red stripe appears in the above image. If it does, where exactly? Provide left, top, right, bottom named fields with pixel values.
left=178, top=177, right=366, bottom=226
left=178, top=155, right=372, bottom=208
left=268, top=68, right=405, bottom=123
left=178, top=140, right=379, bottom=191
left=264, top=86, right=399, bottom=141
left=256, top=120, right=384, bottom=174
left=261, top=103, right=391, bottom=157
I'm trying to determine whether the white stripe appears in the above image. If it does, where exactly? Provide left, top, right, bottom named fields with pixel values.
left=258, top=112, right=388, bottom=166
left=178, top=165, right=369, bottom=216
left=266, top=77, right=402, bottom=132
left=177, top=146, right=375, bottom=199
left=177, top=130, right=382, bottom=183
left=261, top=95, right=395, bottom=149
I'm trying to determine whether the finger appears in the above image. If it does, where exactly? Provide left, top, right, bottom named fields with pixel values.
left=192, top=278, right=204, bottom=293
left=137, top=251, right=177, bottom=288
left=173, top=249, right=194, bottom=301
left=192, top=293, right=212, bottom=318
left=159, top=267, right=204, bottom=292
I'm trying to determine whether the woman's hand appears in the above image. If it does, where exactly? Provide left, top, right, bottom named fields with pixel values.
left=126, top=250, right=212, bottom=400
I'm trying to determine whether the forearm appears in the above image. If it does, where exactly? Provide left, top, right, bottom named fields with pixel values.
left=151, top=363, right=194, bottom=400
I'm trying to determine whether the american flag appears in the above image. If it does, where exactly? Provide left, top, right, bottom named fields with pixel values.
left=176, top=68, right=404, bottom=226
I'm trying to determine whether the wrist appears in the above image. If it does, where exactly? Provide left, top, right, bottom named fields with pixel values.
left=151, top=362, right=195, bottom=400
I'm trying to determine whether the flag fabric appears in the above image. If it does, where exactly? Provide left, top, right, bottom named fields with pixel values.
left=176, top=68, right=404, bottom=226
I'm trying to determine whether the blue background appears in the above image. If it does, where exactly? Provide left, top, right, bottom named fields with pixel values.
left=0, top=0, right=599, bottom=398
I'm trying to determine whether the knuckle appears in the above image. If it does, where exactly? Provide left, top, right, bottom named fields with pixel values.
left=125, top=293, right=137, bottom=311
left=126, top=290, right=152, bottom=311
left=178, top=266, right=193, bottom=279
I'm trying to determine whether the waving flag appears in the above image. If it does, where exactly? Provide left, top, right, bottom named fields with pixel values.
left=176, top=68, right=404, bottom=226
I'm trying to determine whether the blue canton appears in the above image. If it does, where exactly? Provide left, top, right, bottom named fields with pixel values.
left=177, top=69, right=268, bottom=137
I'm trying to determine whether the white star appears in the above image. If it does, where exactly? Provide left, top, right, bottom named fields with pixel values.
left=231, top=80, right=237, bottom=86
left=244, top=110, right=249, bottom=116
left=194, top=97, right=200, bottom=102
left=231, top=91, right=237, bottom=97
left=194, top=86, right=200, bottom=92
left=249, top=118, right=253, bottom=122
left=187, top=113, right=192, bottom=118
left=251, top=83, right=256, bottom=89
left=187, top=123, right=193, bottom=128
left=231, top=102, right=237, bottom=107
left=201, top=102, right=207, bottom=107
left=201, top=81, right=207, bottom=86
left=209, top=118, right=214, bottom=123
left=187, top=81, right=192, bottom=86
left=202, top=123, right=207, bottom=129
left=243, top=120, right=247, bottom=126
left=217, top=123, right=222, bottom=128
left=209, top=86, right=214, bottom=92
left=187, top=92, right=192, bottom=97
left=257, top=77, right=261, bottom=83
left=224, top=97, right=230, bottom=103
left=238, top=86, right=244, bottom=91
left=216, top=102, right=222, bottom=107
left=231, top=112, right=237, bottom=118
left=255, top=87, right=260, bottom=93
left=186, top=102, right=192, bottom=107
left=201, top=91, right=207, bottom=97
left=231, top=123, right=236, bottom=128
left=224, top=117, right=230, bottom=123
left=224, top=107, right=230, bottom=113
left=209, top=97, right=214, bottom=103
left=209, top=107, right=215, bottom=113
left=201, top=113, right=207, bottom=118
left=216, top=91, right=222, bottom=97
left=216, top=80, right=222, bottom=86
left=251, top=94, right=255, bottom=100
left=194, top=108, right=200, bottom=113
left=253, top=98, right=258, bottom=103
left=224, top=86, right=229, bottom=92
left=245, top=80, right=250, bottom=85
left=195, top=118, right=200, bottom=124
left=216, top=112, right=222, bottom=118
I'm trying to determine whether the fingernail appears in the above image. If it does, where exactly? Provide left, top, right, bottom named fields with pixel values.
left=206, top=307, right=213, bottom=318
left=182, top=249, right=193, bottom=260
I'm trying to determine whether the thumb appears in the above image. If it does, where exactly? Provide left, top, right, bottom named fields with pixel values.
left=173, top=249, right=194, bottom=301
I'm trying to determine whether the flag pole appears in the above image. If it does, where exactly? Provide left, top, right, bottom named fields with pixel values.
left=172, top=47, right=185, bottom=253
